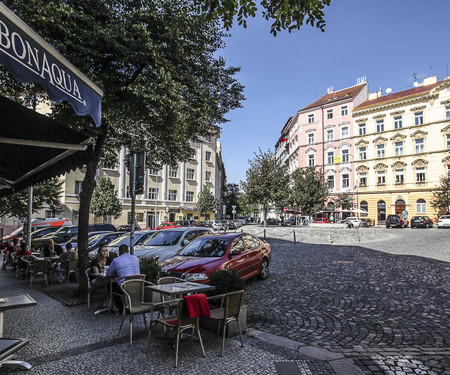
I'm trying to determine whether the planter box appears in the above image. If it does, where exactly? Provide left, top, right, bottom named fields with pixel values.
left=200, top=305, right=247, bottom=338
left=144, top=289, right=161, bottom=303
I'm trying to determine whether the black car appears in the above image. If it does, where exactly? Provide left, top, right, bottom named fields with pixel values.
left=265, top=218, right=281, bottom=226
left=116, top=224, right=141, bottom=232
left=386, top=214, right=408, bottom=228
left=281, top=219, right=296, bottom=226
left=410, top=216, right=433, bottom=228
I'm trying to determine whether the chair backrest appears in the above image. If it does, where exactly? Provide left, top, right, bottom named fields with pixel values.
left=124, top=274, right=145, bottom=281
left=157, top=276, right=184, bottom=285
left=32, top=259, right=50, bottom=274
left=68, top=258, right=78, bottom=271
left=85, top=268, right=92, bottom=288
left=224, top=290, right=244, bottom=320
left=176, top=298, right=197, bottom=327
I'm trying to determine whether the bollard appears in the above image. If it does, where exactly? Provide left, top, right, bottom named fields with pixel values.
left=328, top=228, right=332, bottom=244
left=356, top=226, right=361, bottom=242
left=264, top=229, right=266, bottom=241
left=293, top=230, right=296, bottom=244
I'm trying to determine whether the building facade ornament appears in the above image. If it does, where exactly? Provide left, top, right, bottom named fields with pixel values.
left=355, top=117, right=368, bottom=123
left=374, top=163, right=388, bottom=171
left=355, top=139, right=369, bottom=147
left=356, top=165, right=369, bottom=172
left=389, top=110, right=405, bottom=116
left=410, top=105, right=426, bottom=112
left=338, top=142, right=351, bottom=149
left=373, top=114, right=386, bottom=119
left=391, top=161, right=407, bottom=169
left=390, top=133, right=407, bottom=142
left=441, top=124, right=450, bottom=134
left=410, top=130, right=428, bottom=140
left=373, top=136, right=387, bottom=145
left=411, top=159, right=428, bottom=167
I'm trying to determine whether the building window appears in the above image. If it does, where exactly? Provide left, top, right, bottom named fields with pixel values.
left=205, top=135, right=212, bottom=142
left=359, top=123, right=366, bottom=135
left=341, top=126, right=349, bottom=139
left=205, top=151, right=211, bottom=161
left=75, top=180, right=82, bottom=195
left=186, top=191, right=194, bottom=202
left=205, top=171, right=211, bottom=182
left=341, top=105, right=348, bottom=116
left=308, top=114, right=315, bottom=123
left=327, top=151, right=334, bottom=165
left=186, top=168, right=195, bottom=180
left=327, top=109, right=333, bottom=119
left=308, top=154, right=315, bottom=167
left=377, top=144, right=385, bottom=158
left=342, top=149, right=349, bottom=163
left=416, top=167, right=425, bottom=182
left=327, top=129, right=334, bottom=141
left=149, top=168, right=159, bottom=175
left=327, top=175, right=334, bottom=189
left=377, top=171, right=386, bottom=185
left=395, top=141, right=404, bottom=156
left=308, top=133, right=315, bottom=145
left=168, top=190, right=177, bottom=200
left=169, top=166, right=178, bottom=178
left=395, top=169, right=404, bottom=184
left=360, top=201, right=368, bottom=216
left=447, top=134, right=450, bottom=150
left=376, top=120, right=384, bottom=132
left=414, top=111, right=424, bottom=125
left=446, top=106, right=450, bottom=119
left=45, top=210, right=56, bottom=218
left=190, top=151, right=197, bottom=160
left=415, top=138, right=424, bottom=153
left=394, top=116, right=402, bottom=129
left=359, top=173, right=367, bottom=186
left=416, top=199, right=426, bottom=213
left=149, top=188, right=159, bottom=200
left=359, top=147, right=366, bottom=160
left=342, top=174, right=349, bottom=188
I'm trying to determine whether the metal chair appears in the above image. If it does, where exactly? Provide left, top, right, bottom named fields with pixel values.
left=28, top=259, right=51, bottom=288
left=207, top=290, right=244, bottom=356
left=119, top=279, right=162, bottom=346
left=109, top=274, right=146, bottom=314
left=85, top=268, right=94, bottom=310
left=147, top=298, right=206, bottom=367
left=157, top=276, right=184, bottom=315
left=66, top=258, right=79, bottom=284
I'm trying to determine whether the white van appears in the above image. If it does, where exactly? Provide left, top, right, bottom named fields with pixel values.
left=30, top=217, right=72, bottom=230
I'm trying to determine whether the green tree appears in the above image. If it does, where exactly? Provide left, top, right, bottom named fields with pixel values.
left=90, top=177, right=122, bottom=220
left=431, top=176, right=450, bottom=214
left=0, top=179, right=63, bottom=218
left=199, top=0, right=331, bottom=35
left=336, top=192, right=353, bottom=210
left=290, top=167, right=328, bottom=215
left=197, top=185, right=218, bottom=218
left=241, top=149, right=290, bottom=224
left=224, top=183, right=241, bottom=217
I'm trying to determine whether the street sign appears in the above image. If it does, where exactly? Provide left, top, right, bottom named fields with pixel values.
left=232, top=205, right=236, bottom=210
left=165, top=207, right=169, bottom=213
left=232, top=210, right=236, bottom=214
left=284, top=207, right=288, bottom=212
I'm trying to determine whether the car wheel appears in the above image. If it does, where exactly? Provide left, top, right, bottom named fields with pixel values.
left=400, top=222, right=403, bottom=228
left=386, top=225, right=390, bottom=228
left=258, top=259, right=269, bottom=280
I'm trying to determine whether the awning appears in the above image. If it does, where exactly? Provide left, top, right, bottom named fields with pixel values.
left=0, top=95, right=92, bottom=196
left=0, top=2, right=103, bottom=126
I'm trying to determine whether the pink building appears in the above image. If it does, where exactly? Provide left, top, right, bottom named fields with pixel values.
left=285, top=79, right=368, bottom=206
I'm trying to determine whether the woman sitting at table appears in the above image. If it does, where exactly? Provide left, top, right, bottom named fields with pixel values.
left=90, top=245, right=113, bottom=290
left=52, top=242, right=78, bottom=282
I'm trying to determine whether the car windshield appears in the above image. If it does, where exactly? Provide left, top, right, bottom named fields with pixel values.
left=9, top=227, right=24, bottom=236
left=440, top=216, right=450, bottom=219
left=88, top=234, right=105, bottom=245
left=142, top=230, right=183, bottom=246
left=109, top=233, right=130, bottom=246
left=135, top=232, right=157, bottom=245
left=178, top=238, right=230, bottom=257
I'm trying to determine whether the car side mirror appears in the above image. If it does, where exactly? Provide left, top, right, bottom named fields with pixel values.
left=230, top=250, right=241, bottom=256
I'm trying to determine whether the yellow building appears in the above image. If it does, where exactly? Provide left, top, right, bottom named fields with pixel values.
left=353, top=76, right=450, bottom=224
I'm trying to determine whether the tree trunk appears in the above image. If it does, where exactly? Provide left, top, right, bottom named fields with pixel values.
left=77, top=123, right=109, bottom=295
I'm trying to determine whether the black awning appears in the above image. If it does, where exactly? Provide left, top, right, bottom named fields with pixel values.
left=0, top=95, right=92, bottom=196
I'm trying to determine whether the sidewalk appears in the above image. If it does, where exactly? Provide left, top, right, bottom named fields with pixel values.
left=0, top=267, right=341, bottom=375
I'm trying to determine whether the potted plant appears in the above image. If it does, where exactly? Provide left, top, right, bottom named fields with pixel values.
left=201, top=269, right=247, bottom=337
left=140, top=257, right=162, bottom=302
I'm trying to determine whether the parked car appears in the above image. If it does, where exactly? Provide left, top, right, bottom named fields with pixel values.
left=100, top=230, right=158, bottom=258
left=134, top=227, right=214, bottom=263
left=175, top=220, right=197, bottom=227
left=314, top=217, right=330, bottom=224
left=116, top=224, right=141, bottom=232
left=233, top=219, right=243, bottom=228
left=265, top=218, right=281, bottom=226
left=410, top=216, right=433, bottom=229
left=160, top=232, right=271, bottom=283
left=61, top=231, right=117, bottom=250
left=281, top=218, right=296, bottom=226
left=236, top=216, right=247, bottom=225
left=82, top=231, right=126, bottom=253
left=195, top=221, right=209, bottom=227
left=344, top=216, right=364, bottom=228
left=386, top=214, right=409, bottom=228
left=208, top=220, right=224, bottom=231
left=150, top=222, right=181, bottom=230
left=222, top=220, right=236, bottom=230
left=437, top=215, right=450, bottom=229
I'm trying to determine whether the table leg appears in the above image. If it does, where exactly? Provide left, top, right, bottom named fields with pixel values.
left=0, top=311, right=4, bottom=337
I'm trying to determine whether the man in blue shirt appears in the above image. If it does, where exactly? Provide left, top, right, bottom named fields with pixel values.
left=107, top=244, right=140, bottom=311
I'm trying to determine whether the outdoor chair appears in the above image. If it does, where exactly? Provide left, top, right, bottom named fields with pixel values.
left=85, top=268, right=94, bottom=310
left=157, top=276, right=184, bottom=285
left=66, top=258, right=79, bottom=284
left=28, top=259, right=51, bottom=288
left=206, top=290, right=244, bottom=356
left=0, top=338, right=31, bottom=371
left=147, top=297, right=206, bottom=368
left=109, top=274, right=146, bottom=314
left=119, top=279, right=163, bottom=346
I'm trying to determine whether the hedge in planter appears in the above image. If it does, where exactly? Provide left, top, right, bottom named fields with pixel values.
left=208, top=269, right=246, bottom=296
left=139, top=257, right=162, bottom=284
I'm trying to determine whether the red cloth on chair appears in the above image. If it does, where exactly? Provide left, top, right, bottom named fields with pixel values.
left=183, top=293, right=211, bottom=318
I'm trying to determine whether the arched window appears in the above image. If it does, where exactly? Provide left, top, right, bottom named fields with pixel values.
left=417, top=199, right=426, bottom=213
left=360, top=201, right=368, bottom=217
left=395, top=199, right=406, bottom=215
left=327, top=201, right=335, bottom=210
left=377, top=200, right=386, bottom=223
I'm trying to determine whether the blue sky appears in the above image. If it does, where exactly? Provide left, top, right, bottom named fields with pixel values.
left=218, top=0, right=450, bottom=185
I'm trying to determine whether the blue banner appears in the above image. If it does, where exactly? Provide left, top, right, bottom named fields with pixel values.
left=0, top=3, right=103, bottom=126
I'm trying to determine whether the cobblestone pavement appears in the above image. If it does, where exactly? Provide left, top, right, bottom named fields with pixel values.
left=242, top=226, right=450, bottom=374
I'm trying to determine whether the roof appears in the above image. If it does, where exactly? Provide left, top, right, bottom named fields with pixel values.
left=300, top=83, right=367, bottom=112
left=0, top=95, right=92, bottom=196
left=354, top=82, right=441, bottom=111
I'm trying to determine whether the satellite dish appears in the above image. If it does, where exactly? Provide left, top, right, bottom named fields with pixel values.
left=413, top=81, right=419, bottom=87
left=385, top=87, right=392, bottom=94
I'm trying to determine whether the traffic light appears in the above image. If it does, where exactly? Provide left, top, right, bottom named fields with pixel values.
left=130, top=152, right=145, bottom=195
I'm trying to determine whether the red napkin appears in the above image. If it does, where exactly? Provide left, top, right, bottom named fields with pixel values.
left=184, top=293, right=211, bottom=318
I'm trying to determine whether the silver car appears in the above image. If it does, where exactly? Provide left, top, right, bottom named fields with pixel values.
left=92, top=230, right=158, bottom=258
left=134, top=227, right=213, bottom=262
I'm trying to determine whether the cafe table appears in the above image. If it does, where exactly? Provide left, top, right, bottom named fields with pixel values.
left=0, top=294, right=37, bottom=337
left=90, top=273, right=116, bottom=315
left=145, top=282, right=215, bottom=297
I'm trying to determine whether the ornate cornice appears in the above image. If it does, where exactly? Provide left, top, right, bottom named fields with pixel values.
left=325, top=124, right=335, bottom=129
left=391, top=161, right=407, bottom=168
left=356, top=165, right=369, bottom=172
left=374, top=163, right=388, bottom=171
left=326, top=168, right=336, bottom=174
left=374, top=136, right=387, bottom=145
left=410, top=130, right=428, bottom=139
left=440, top=99, right=450, bottom=105
left=442, top=155, right=450, bottom=164
left=410, top=105, right=426, bottom=112
left=411, top=159, right=428, bottom=167
left=355, top=117, right=368, bottom=123
left=373, top=114, right=386, bottom=119
left=338, top=121, right=350, bottom=127
left=390, top=133, right=407, bottom=142
left=306, top=128, right=316, bottom=133
left=338, top=142, right=351, bottom=149
left=305, top=147, right=316, bottom=154
left=389, top=110, right=405, bottom=116
left=339, top=167, right=351, bottom=173
left=441, top=124, right=450, bottom=134
left=355, top=139, right=369, bottom=147
left=325, top=145, right=336, bottom=151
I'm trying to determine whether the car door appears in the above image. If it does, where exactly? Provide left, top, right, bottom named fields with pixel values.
left=241, top=234, right=263, bottom=277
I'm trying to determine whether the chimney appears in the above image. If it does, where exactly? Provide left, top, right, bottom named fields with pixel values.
left=327, top=86, right=334, bottom=94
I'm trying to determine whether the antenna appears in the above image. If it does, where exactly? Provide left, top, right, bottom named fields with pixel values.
left=413, top=73, right=419, bottom=87
left=385, top=87, right=392, bottom=94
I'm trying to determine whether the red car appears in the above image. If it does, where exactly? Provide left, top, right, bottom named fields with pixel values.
left=160, top=233, right=271, bottom=283
left=150, top=222, right=181, bottom=230
left=314, top=217, right=331, bottom=223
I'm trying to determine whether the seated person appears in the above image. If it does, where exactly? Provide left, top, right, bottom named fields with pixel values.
left=43, top=239, right=63, bottom=258
left=52, top=242, right=77, bottom=282
left=15, top=242, right=32, bottom=276
left=90, top=245, right=112, bottom=289
left=106, top=244, right=140, bottom=311
left=3, top=238, right=19, bottom=270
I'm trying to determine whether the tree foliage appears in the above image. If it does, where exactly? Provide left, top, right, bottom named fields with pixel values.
left=90, top=177, right=122, bottom=219
left=224, top=183, right=241, bottom=217
left=336, top=192, right=353, bottom=210
left=289, top=167, right=328, bottom=215
left=198, top=0, right=331, bottom=35
left=241, top=149, right=290, bottom=223
left=431, top=176, right=450, bottom=214
left=197, top=185, right=218, bottom=217
left=0, top=179, right=63, bottom=218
